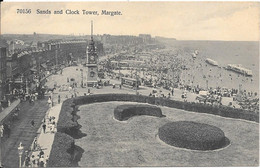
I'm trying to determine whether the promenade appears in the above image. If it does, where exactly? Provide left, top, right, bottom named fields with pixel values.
left=0, top=65, right=241, bottom=167
left=24, top=104, right=62, bottom=167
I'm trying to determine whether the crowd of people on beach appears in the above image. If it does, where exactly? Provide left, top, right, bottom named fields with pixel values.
left=103, top=48, right=259, bottom=113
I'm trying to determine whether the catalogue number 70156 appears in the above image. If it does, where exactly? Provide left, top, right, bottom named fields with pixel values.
left=17, top=9, right=32, bottom=14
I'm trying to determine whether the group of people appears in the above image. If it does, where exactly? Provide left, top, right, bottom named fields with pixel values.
left=25, top=142, right=49, bottom=167
left=25, top=107, right=58, bottom=167
left=43, top=116, right=57, bottom=134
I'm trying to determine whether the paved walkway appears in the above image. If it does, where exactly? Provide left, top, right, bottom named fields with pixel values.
left=24, top=103, right=62, bottom=167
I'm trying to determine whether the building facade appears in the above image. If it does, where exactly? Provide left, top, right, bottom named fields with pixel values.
left=0, top=40, right=8, bottom=100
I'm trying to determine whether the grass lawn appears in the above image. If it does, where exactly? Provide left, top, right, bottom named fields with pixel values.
left=75, top=101, right=259, bottom=167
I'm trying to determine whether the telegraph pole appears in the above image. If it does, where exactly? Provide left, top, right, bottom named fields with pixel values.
left=25, top=78, right=28, bottom=94
left=134, top=68, right=138, bottom=95
left=55, top=45, right=58, bottom=71
left=81, top=69, right=84, bottom=87
left=118, top=55, right=121, bottom=79
left=0, top=126, right=2, bottom=168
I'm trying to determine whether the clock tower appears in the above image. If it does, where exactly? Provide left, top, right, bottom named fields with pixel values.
left=85, top=21, right=98, bottom=87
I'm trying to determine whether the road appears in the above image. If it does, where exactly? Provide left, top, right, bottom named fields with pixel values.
left=1, top=99, right=49, bottom=168
left=46, top=65, right=237, bottom=107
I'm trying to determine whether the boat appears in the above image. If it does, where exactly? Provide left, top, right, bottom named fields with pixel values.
left=205, top=58, right=218, bottom=66
left=226, top=64, right=253, bottom=76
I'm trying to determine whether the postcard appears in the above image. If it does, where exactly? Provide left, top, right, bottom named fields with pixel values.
left=0, top=2, right=259, bottom=167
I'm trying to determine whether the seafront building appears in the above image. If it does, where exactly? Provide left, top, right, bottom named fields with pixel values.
left=0, top=40, right=8, bottom=100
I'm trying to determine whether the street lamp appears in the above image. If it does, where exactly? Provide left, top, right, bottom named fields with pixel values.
left=81, top=69, right=84, bottom=87
left=0, top=125, right=3, bottom=168
left=18, top=142, right=24, bottom=168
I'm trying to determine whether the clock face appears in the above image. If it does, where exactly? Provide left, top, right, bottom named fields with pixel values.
left=90, top=56, right=95, bottom=61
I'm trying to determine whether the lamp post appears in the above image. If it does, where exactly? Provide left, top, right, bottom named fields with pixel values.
left=0, top=125, right=3, bottom=168
left=81, top=69, right=83, bottom=88
left=135, top=69, right=138, bottom=95
left=18, top=142, right=24, bottom=168
left=25, top=79, right=28, bottom=94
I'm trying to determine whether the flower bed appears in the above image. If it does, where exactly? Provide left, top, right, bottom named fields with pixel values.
left=158, top=121, right=229, bottom=150
left=114, top=104, right=165, bottom=121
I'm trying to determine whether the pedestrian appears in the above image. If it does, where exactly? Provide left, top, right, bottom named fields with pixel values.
left=7, top=124, right=11, bottom=138
left=48, top=97, right=52, bottom=108
left=58, top=95, right=61, bottom=104
left=0, top=125, right=4, bottom=137
left=25, top=155, right=30, bottom=167
left=49, top=116, right=52, bottom=123
left=31, top=155, right=36, bottom=167
left=39, top=149, right=44, bottom=158
left=39, top=155, right=45, bottom=167
left=31, top=97, right=34, bottom=104
left=50, top=123, right=55, bottom=133
left=42, top=122, right=46, bottom=133
left=171, top=88, right=174, bottom=96
left=31, top=120, right=35, bottom=127
left=45, top=155, right=49, bottom=165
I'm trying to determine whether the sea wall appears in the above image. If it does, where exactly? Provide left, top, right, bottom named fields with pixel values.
left=58, top=94, right=258, bottom=134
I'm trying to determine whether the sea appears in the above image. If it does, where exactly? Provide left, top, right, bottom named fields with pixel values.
left=165, top=40, right=259, bottom=93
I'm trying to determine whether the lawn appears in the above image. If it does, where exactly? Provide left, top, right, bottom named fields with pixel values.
left=75, top=101, right=259, bottom=167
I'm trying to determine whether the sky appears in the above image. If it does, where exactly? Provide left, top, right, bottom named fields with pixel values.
left=1, top=2, right=259, bottom=41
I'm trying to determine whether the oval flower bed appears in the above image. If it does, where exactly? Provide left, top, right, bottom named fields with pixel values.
left=158, top=121, right=229, bottom=150
left=114, top=104, right=165, bottom=121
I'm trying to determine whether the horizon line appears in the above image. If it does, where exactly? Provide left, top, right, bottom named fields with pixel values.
left=1, top=33, right=259, bottom=42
